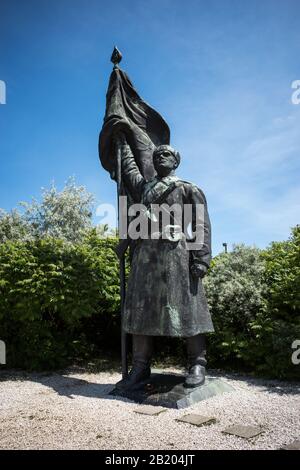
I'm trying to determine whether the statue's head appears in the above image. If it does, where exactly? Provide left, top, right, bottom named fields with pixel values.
left=153, top=145, right=181, bottom=177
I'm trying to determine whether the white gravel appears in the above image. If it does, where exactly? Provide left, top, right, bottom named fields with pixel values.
left=0, top=367, right=299, bottom=450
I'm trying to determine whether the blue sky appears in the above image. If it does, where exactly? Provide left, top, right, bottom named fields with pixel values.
left=0, top=0, right=299, bottom=254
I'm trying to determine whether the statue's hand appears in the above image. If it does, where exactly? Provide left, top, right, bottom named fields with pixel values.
left=190, top=263, right=207, bottom=279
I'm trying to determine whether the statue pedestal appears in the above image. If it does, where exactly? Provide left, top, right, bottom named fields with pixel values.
left=110, top=369, right=235, bottom=409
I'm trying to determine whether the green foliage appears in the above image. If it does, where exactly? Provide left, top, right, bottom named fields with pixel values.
left=0, top=178, right=95, bottom=244
left=0, top=184, right=299, bottom=380
left=258, top=225, right=300, bottom=378
left=0, top=179, right=119, bottom=369
left=203, top=234, right=300, bottom=379
left=0, top=234, right=120, bottom=369
left=204, top=245, right=267, bottom=370
left=263, top=225, right=300, bottom=318
left=0, top=209, right=32, bottom=243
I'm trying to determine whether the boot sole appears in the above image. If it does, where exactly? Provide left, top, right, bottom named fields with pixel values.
left=115, top=372, right=151, bottom=392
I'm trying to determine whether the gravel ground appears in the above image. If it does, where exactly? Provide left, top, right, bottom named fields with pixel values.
left=0, top=367, right=299, bottom=450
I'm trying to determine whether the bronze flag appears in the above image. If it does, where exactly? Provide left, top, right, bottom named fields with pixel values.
left=99, top=66, right=170, bottom=181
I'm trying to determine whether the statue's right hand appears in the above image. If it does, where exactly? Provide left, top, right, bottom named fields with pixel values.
left=190, top=263, right=207, bottom=279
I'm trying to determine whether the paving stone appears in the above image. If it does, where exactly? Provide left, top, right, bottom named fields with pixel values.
left=176, top=413, right=216, bottom=427
left=133, top=405, right=167, bottom=416
left=222, top=424, right=264, bottom=439
left=280, top=440, right=300, bottom=450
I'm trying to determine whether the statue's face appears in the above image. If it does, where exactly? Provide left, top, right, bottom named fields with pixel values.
left=153, top=147, right=178, bottom=176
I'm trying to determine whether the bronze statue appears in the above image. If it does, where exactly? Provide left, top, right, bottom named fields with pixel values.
left=99, top=48, right=213, bottom=391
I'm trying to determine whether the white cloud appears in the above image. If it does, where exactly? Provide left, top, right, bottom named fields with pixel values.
left=176, top=100, right=300, bottom=248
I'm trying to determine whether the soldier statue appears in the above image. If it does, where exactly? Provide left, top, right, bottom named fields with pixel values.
left=115, top=135, right=214, bottom=390
left=99, top=49, right=214, bottom=392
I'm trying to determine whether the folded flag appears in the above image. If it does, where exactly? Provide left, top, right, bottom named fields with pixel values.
left=99, top=58, right=170, bottom=181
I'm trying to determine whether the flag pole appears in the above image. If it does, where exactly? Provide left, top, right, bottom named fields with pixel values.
left=116, top=145, right=128, bottom=379
left=112, top=46, right=128, bottom=379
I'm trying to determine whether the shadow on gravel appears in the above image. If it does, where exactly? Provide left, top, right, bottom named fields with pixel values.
left=208, top=369, right=300, bottom=396
left=0, top=368, right=128, bottom=402
left=1, top=367, right=299, bottom=399
left=28, top=373, right=132, bottom=402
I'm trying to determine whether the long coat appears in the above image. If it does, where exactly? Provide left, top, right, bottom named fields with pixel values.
left=121, top=144, right=214, bottom=337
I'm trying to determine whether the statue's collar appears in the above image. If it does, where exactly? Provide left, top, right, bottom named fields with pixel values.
left=154, top=175, right=180, bottom=185
left=142, top=175, right=180, bottom=206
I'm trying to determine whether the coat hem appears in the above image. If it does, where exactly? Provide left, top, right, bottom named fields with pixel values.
left=122, top=327, right=215, bottom=337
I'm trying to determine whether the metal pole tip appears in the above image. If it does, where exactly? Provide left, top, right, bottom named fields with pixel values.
left=111, top=46, right=122, bottom=68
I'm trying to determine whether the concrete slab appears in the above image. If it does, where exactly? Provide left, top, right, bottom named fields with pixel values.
left=176, top=413, right=216, bottom=426
left=110, top=370, right=235, bottom=409
left=280, top=440, right=300, bottom=450
left=133, top=405, right=167, bottom=416
left=223, top=424, right=264, bottom=439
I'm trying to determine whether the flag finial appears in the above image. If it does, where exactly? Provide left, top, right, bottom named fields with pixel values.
left=111, top=46, right=122, bottom=69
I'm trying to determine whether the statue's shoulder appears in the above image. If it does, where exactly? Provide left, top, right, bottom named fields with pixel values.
left=177, top=179, right=207, bottom=201
left=177, top=179, right=201, bottom=191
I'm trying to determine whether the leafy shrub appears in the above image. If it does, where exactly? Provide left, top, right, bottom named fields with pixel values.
left=203, top=245, right=267, bottom=370
left=0, top=194, right=299, bottom=380
left=0, top=232, right=120, bottom=369
left=259, top=225, right=300, bottom=378
left=0, top=178, right=94, bottom=244
left=203, top=233, right=300, bottom=379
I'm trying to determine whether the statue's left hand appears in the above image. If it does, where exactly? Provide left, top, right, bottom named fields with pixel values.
left=190, top=263, right=207, bottom=279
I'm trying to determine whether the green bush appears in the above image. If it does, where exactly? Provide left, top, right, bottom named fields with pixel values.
left=203, top=245, right=268, bottom=371
left=0, top=221, right=299, bottom=379
left=259, top=225, right=300, bottom=379
left=0, top=232, right=120, bottom=369
left=203, top=233, right=300, bottom=379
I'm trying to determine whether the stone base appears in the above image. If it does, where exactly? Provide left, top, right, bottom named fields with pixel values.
left=110, top=369, right=235, bottom=409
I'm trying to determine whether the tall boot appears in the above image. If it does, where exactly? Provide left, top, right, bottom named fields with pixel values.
left=116, top=335, right=153, bottom=391
left=185, top=334, right=207, bottom=388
